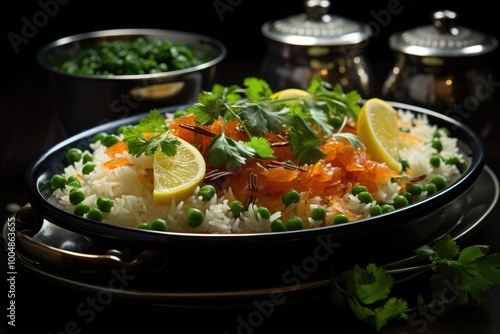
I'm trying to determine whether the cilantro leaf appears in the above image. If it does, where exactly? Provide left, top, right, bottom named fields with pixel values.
left=206, top=133, right=256, bottom=170
left=352, top=263, right=393, bottom=305
left=243, top=77, right=273, bottom=101
left=373, top=297, right=409, bottom=330
left=240, top=104, right=289, bottom=136
left=188, top=91, right=227, bottom=125
left=244, top=137, right=275, bottom=159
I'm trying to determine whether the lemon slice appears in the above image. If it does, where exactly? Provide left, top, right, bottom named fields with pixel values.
left=270, top=88, right=310, bottom=100
left=153, top=137, right=206, bottom=204
left=357, top=98, right=402, bottom=173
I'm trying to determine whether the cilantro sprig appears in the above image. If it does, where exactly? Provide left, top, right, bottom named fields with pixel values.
left=122, top=109, right=180, bottom=157
left=331, top=234, right=500, bottom=331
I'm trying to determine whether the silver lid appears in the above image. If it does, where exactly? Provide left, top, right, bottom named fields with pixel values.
left=389, top=10, right=498, bottom=57
left=261, top=0, right=371, bottom=46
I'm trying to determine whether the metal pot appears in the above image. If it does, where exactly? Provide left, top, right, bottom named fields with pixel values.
left=381, top=10, right=498, bottom=138
left=259, top=0, right=376, bottom=96
left=36, top=29, right=227, bottom=136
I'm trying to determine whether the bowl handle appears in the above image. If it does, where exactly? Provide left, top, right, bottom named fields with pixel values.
left=8, top=205, right=167, bottom=273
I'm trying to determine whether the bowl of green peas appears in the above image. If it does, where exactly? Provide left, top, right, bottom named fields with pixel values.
left=37, top=28, right=227, bottom=136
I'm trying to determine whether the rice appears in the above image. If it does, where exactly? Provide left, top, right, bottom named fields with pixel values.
left=50, top=107, right=466, bottom=234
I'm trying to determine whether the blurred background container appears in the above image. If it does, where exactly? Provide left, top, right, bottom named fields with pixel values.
left=37, top=28, right=226, bottom=136
left=259, top=0, right=376, bottom=96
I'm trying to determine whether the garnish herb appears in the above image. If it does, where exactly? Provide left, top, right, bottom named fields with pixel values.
left=331, top=234, right=500, bottom=331
left=122, top=109, right=180, bottom=157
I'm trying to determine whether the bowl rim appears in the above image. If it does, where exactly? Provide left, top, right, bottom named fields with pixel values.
left=24, top=101, right=485, bottom=243
left=36, top=28, right=227, bottom=80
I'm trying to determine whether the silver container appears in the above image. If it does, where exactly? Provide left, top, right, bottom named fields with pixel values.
left=381, top=10, right=498, bottom=138
left=259, top=0, right=375, bottom=96
left=37, top=28, right=227, bottom=136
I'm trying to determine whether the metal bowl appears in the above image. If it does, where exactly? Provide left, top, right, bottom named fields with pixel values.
left=36, top=28, right=227, bottom=136
left=14, top=102, right=487, bottom=297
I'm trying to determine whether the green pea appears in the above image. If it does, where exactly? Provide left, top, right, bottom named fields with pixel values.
left=255, top=206, right=271, bottom=220
left=431, top=175, right=447, bottom=191
left=97, top=196, right=113, bottom=212
left=86, top=208, right=104, bottom=221
left=151, top=218, right=168, bottom=231
left=381, top=204, right=395, bottom=213
left=92, top=132, right=107, bottom=143
left=310, top=206, right=326, bottom=221
left=282, top=189, right=301, bottom=207
left=333, top=214, right=349, bottom=224
left=429, top=154, right=441, bottom=168
left=431, top=137, right=442, bottom=152
left=407, top=183, right=423, bottom=196
left=287, top=216, right=304, bottom=230
left=457, top=161, right=468, bottom=174
left=69, top=189, right=85, bottom=205
left=65, top=148, right=83, bottom=164
left=369, top=205, right=383, bottom=217
left=186, top=208, right=204, bottom=228
left=399, top=126, right=410, bottom=133
left=103, top=134, right=120, bottom=147
left=357, top=192, right=373, bottom=204
left=50, top=174, right=67, bottom=190
left=136, top=222, right=150, bottom=229
left=271, top=219, right=286, bottom=232
left=445, top=156, right=460, bottom=166
left=82, top=163, right=96, bottom=175
left=351, top=185, right=368, bottom=195
left=424, top=183, right=437, bottom=196
left=229, top=201, right=244, bottom=218
left=83, top=153, right=94, bottom=164
left=67, top=176, right=81, bottom=188
left=403, top=191, right=413, bottom=204
left=400, top=157, right=409, bottom=172
left=198, top=185, right=216, bottom=201
left=393, top=194, right=409, bottom=209
left=74, top=203, right=90, bottom=217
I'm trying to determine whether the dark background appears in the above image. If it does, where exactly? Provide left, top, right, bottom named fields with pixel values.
left=1, top=0, right=499, bottom=222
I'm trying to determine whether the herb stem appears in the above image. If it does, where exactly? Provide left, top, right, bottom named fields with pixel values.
left=225, top=103, right=253, bottom=139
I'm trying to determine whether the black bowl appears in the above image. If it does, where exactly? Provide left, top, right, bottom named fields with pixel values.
left=20, top=101, right=485, bottom=293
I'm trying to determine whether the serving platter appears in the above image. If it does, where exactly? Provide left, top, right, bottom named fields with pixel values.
left=3, top=165, right=497, bottom=309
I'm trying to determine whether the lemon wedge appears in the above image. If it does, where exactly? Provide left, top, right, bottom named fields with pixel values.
left=153, top=137, right=206, bottom=204
left=357, top=98, right=402, bottom=173
left=270, top=88, right=310, bottom=100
